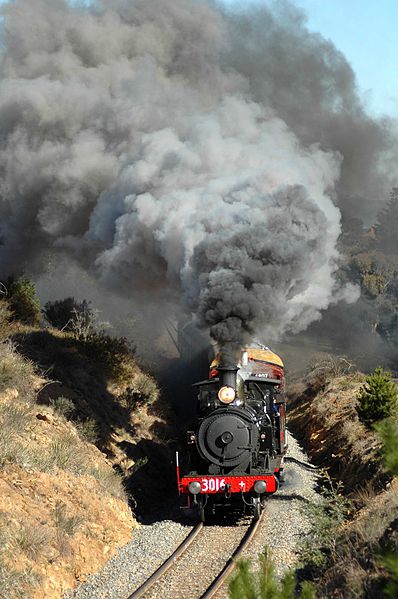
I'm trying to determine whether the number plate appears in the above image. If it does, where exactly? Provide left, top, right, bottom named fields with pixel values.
left=200, top=477, right=226, bottom=493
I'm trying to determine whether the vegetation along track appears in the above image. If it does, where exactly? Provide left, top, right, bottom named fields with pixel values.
left=130, top=515, right=263, bottom=599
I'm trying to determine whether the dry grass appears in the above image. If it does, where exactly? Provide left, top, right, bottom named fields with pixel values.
left=13, top=522, right=52, bottom=560
left=0, top=341, right=36, bottom=399
left=54, top=501, right=83, bottom=537
left=0, top=516, right=42, bottom=598
left=0, top=311, right=137, bottom=597
left=0, top=559, right=41, bottom=599
left=89, top=466, right=127, bottom=500
left=47, top=434, right=88, bottom=473
left=0, top=301, right=12, bottom=341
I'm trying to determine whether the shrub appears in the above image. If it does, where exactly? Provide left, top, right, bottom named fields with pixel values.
left=383, top=553, right=398, bottom=599
left=43, top=297, right=95, bottom=333
left=75, top=418, right=99, bottom=443
left=306, top=354, right=354, bottom=387
left=299, top=473, right=352, bottom=570
left=49, top=396, right=75, bottom=418
left=375, top=418, right=398, bottom=475
left=80, top=331, right=136, bottom=383
left=119, top=373, right=159, bottom=411
left=229, top=548, right=315, bottom=599
left=356, top=368, right=398, bottom=427
left=3, top=277, right=41, bottom=326
left=375, top=419, right=398, bottom=598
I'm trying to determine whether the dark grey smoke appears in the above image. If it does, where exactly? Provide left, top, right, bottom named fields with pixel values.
left=0, top=0, right=394, bottom=352
left=223, top=1, right=397, bottom=222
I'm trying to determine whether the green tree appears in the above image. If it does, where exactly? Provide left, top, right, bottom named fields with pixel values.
left=229, top=549, right=315, bottom=599
left=3, top=277, right=41, bottom=326
left=43, top=297, right=94, bottom=332
left=375, top=419, right=398, bottom=598
left=375, top=418, right=398, bottom=475
left=356, top=368, right=398, bottom=427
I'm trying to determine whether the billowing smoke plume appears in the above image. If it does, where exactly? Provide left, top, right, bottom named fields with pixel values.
left=0, top=0, right=393, bottom=352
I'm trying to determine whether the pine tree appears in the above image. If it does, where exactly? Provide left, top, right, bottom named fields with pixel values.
left=356, top=368, right=398, bottom=427
left=229, top=549, right=315, bottom=599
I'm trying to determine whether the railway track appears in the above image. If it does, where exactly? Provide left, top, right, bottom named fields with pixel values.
left=128, top=515, right=263, bottom=599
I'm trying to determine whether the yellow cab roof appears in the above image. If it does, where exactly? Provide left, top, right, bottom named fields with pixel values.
left=246, top=347, right=284, bottom=368
left=210, top=347, right=284, bottom=369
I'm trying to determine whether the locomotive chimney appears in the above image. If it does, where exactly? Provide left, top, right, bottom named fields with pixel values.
left=218, top=346, right=240, bottom=390
left=218, top=366, right=239, bottom=391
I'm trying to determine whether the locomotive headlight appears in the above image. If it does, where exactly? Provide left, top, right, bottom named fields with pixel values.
left=189, top=481, right=202, bottom=494
left=218, top=386, right=236, bottom=404
left=254, top=480, right=267, bottom=494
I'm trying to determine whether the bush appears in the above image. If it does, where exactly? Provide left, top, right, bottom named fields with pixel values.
left=80, top=331, right=136, bottom=383
left=375, top=418, right=398, bottom=475
left=119, top=373, right=159, bottom=410
left=306, top=354, right=354, bottom=387
left=375, top=419, right=398, bottom=598
left=229, top=548, right=315, bottom=599
left=49, top=396, right=75, bottom=418
left=43, top=297, right=95, bottom=333
left=75, top=419, right=99, bottom=444
left=383, top=553, right=398, bottom=599
left=299, top=473, right=352, bottom=570
left=356, top=368, right=398, bottom=427
left=3, top=277, right=41, bottom=326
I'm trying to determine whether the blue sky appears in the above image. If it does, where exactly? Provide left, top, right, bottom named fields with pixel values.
left=1, top=0, right=396, bottom=118
left=224, top=0, right=398, bottom=118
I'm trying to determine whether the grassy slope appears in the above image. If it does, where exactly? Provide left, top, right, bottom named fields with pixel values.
left=288, top=370, right=398, bottom=598
left=0, top=303, right=173, bottom=598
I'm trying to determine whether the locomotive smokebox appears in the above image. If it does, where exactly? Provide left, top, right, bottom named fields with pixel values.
left=218, top=366, right=239, bottom=391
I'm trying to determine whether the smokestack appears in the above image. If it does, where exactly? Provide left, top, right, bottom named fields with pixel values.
left=218, top=366, right=239, bottom=392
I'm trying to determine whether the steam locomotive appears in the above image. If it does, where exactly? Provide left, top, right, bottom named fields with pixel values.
left=176, top=347, right=287, bottom=520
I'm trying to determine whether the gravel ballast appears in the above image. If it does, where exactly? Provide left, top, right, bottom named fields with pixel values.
left=64, top=519, right=193, bottom=599
left=65, top=432, right=319, bottom=599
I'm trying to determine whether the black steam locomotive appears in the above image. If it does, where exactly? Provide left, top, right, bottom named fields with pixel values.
left=176, top=347, right=287, bottom=520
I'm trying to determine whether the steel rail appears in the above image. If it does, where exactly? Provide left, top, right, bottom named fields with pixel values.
left=127, top=521, right=204, bottom=599
left=199, top=514, right=263, bottom=599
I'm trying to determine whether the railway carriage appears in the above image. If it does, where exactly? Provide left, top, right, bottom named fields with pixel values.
left=177, top=347, right=287, bottom=521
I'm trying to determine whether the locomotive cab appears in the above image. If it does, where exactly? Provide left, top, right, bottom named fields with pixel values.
left=177, top=347, right=287, bottom=521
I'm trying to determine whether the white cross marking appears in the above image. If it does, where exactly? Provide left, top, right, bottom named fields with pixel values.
left=239, top=481, right=246, bottom=490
